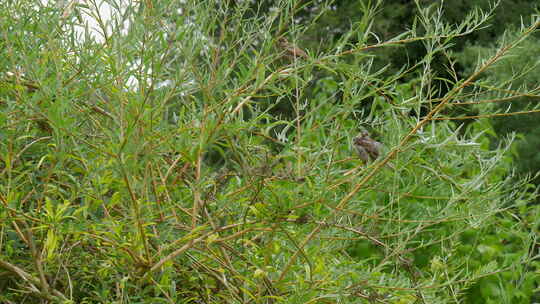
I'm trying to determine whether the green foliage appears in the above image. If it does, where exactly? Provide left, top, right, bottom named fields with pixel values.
left=456, top=30, right=540, bottom=186
left=0, top=1, right=539, bottom=303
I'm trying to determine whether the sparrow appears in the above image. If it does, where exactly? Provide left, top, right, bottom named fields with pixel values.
left=353, top=132, right=382, bottom=162
left=277, top=37, right=308, bottom=60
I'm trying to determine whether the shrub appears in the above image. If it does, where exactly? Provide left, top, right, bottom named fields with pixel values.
left=0, top=1, right=538, bottom=303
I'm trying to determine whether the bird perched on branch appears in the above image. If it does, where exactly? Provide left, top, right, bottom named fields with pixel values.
left=353, top=131, right=382, bottom=162
left=277, top=37, right=308, bottom=60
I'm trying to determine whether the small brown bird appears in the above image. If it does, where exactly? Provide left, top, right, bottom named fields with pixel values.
left=277, top=37, right=308, bottom=60
left=353, top=132, right=382, bottom=162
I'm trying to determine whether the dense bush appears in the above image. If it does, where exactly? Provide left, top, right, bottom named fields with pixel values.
left=1, top=1, right=539, bottom=303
